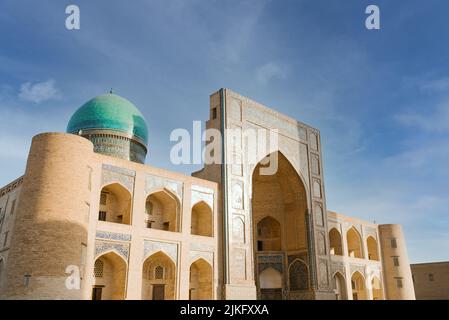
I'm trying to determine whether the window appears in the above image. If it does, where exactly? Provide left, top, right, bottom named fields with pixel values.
left=146, top=220, right=154, bottom=228
left=212, top=107, right=217, bottom=119
left=396, top=278, right=403, bottom=288
left=94, top=259, right=104, bottom=278
left=98, top=211, right=107, bottom=221
left=10, top=200, right=16, bottom=215
left=155, top=266, right=164, bottom=280
left=257, top=241, right=263, bottom=251
left=392, top=256, right=400, bottom=267
left=391, top=238, right=397, bottom=248
left=428, top=273, right=434, bottom=282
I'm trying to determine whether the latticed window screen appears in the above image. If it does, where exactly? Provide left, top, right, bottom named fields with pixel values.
left=94, top=259, right=104, bottom=277
left=155, top=266, right=164, bottom=279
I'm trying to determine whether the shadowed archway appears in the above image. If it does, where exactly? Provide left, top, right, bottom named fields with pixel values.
left=252, top=151, right=310, bottom=300
left=92, top=251, right=127, bottom=300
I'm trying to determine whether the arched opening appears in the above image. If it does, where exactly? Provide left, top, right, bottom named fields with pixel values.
left=256, top=216, right=281, bottom=251
left=347, top=227, right=363, bottom=259
left=252, top=151, right=309, bottom=299
left=99, top=183, right=132, bottom=225
left=351, top=271, right=367, bottom=300
left=259, top=267, right=283, bottom=300
left=329, top=228, right=343, bottom=256
left=333, top=272, right=347, bottom=300
left=289, top=260, right=309, bottom=291
left=145, top=190, right=180, bottom=232
left=371, top=276, right=384, bottom=300
left=367, top=236, right=379, bottom=261
left=189, top=259, right=213, bottom=300
left=142, top=251, right=176, bottom=300
left=191, top=201, right=213, bottom=237
left=91, top=252, right=127, bottom=300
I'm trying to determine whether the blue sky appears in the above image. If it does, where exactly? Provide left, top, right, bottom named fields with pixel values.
left=1, top=0, right=448, bottom=263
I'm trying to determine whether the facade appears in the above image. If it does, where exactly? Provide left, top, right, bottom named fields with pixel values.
left=0, top=88, right=416, bottom=300
left=411, top=262, right=449, bottom=300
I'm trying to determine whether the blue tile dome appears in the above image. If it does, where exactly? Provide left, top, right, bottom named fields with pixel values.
left=67, top=93, right=149, bottom=163
left=67, top=93, right=148, bottom=145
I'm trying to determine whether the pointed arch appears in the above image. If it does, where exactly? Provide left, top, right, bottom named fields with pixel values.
left=329, top=228, right=343, bottom=256
left=191, top=200, right=213, bottom=237
left=259, top=267, right=283, bottom=289
left=99, top=182, right=132, bottom=225
left=366, top=236, right=379, bottom=261
left=288, top=259, right=309, bottom=291
left=145, top=188, right=181, bottom=232
left=371, top=275, right=384, bottom=300
left=92, top=251, right=127, bottom=300
left=251, top=150, right=310, bottom=299
left=249, top=150, right=310, bottom=201
left=347, top=227, right=363, bottom=259
left=256, top=216, right=281, bottom=251
left=332, top=271, right=347, bottom=300
left=189, top=258, right=213, bottom=300
left=351, top=271, right=367, bottom=300
left=142, top=251, right=176, bottom=300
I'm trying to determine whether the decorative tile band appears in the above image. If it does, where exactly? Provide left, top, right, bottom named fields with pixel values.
left=96, top=231, right=131, bottom=242
left=143, top=239, right=178, bottom=264
left=95, top=240, right=129, bottom=261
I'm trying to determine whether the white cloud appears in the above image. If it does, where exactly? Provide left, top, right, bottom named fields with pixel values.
left=18, top=79, right=60, bottom=103
left=255, top=62, right=287, bottom=85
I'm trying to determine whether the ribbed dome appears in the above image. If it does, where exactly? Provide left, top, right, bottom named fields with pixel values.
left=67, top=93, right=148, bottom=145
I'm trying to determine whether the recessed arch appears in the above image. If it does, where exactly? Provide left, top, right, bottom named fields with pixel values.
left=289, top=259, right=309, bottom=291
left=347, top=227, right=363, bottom=259
left=351, top=271, right=367, bottom=300
left=145, top=189, right=181, bottom=232
left=251, top=151, right=310, bottom=299
left=367, top=236, right=379, bottom=261
left=259, top=267, right=283, bottom=289
left=142, top=251, right=176, bottom=300
left=333, top=271, right=347, bottom=300
left=329, top=228, right=343, bottom=256
left=189, top=258, right=213, bottom=300
left=371, top=276, right=384, bottom=300
left=249, top=151, right=311, bottom=201
left=99, top=183, right=132, bottom=225
left=191, top=201, right=213, bottom=237
left=91, top=251, right=127, bottom=300
left=256, top=216, right=281, bottom=251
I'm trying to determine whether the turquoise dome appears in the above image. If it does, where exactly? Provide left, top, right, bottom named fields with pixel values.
left=67, top=93, right=148, bottom=145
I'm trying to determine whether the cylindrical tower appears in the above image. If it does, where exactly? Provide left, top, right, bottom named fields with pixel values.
left=2, top=133, right=93, bottom=299
left=378, top=224, right=416, bottom=300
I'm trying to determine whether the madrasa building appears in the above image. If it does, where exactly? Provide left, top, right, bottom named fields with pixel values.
left=0, top=88, right=416, bottom=300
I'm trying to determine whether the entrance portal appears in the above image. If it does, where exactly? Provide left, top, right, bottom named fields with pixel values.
left=252, top=151, right=310, bottom=300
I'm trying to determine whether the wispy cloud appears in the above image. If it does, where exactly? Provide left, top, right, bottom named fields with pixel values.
left=18, top=79, right=60, bottom=104
left=420, top=77, right=449, bottom=92
left=255, top=62, right=287, bottom=85
left=396, top=100, right=449, bottom=132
